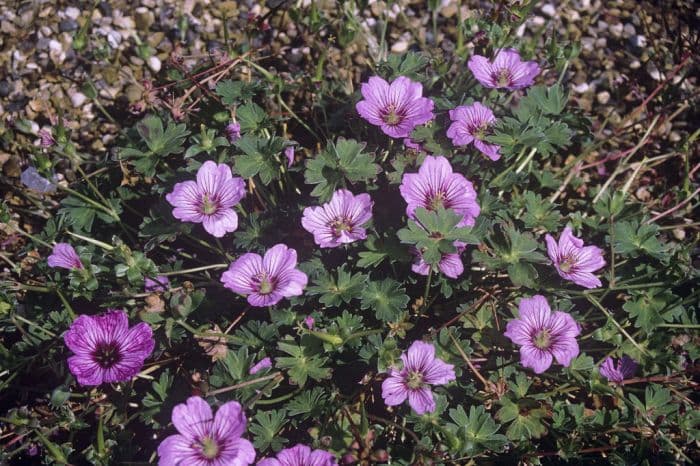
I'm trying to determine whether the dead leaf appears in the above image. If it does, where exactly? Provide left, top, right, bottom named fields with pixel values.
left=144, top=294, right=165, bottom=313
left=196, top=324, right=228, bottom=362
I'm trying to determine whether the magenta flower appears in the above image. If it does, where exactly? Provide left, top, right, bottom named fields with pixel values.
left=284, top=146, right=295, bottom=168
left=545, top=227, right=606, bottom=289
left=399, top=155, right=480, bottom=227
left=157, top=396, right=255, bottom=466
left=225, top=122, right=241, bottom=143
left=301, top=189, right=373, bottom=248
left=355, top=76, right=434, bottom=138
left=166, top=161, right=246, bottom=238
left=411, top=241, right=466, bottom=279
left=249, top=357, right=273, bottom=375
left=468, top=48, right=540, bottom=90
left=220, top=244, right=308, bottom=307
left=600, top=356, right=637, bottom=384
left=403, top=138, right=424, bottom=152
left=145, top=275, right=170, bottom=292
left=381, top=340, right=456, bottom=415
left=38, top=128, right=56, bottom=148
left=504, top=295, right=580, bottom=374
left=304, top=316, right=315, bottom=329
left=447, top=102, right=501, bottom=161
left=47, top=243, right=83, bottom=270
left=257, top=444, right=337, bottom=466
left=64, top=310, right=154, bottom=386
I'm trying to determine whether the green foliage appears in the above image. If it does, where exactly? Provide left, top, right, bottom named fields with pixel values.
left=447, top=406, right=508, bottom=456
left=249, top=409, right=288, bottom=451
left=360, top=278, right=409, bottom=322
left=276, top=340, right=332, bottom=387
left=119, top=115, right=190, bottom=177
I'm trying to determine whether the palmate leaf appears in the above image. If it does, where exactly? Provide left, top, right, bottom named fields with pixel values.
left=448, top=406, right=508, bottom=456
left=135, top=115, right=189, bottom=157
left=276, top=341, right=331, bottom=387
left=237, top=103, right=268, bottom=132
left=234, top=134, right=286, bottom=184
left=304, top=138, right=380, bottom=201
left=496, top=398, right=548, bottom=441
left=285, top=386, right=331, bottom=420
left=360, top=278, right=409, bottom=322
left=611, top=220, right=668, bottom=263
left=307, top=266, right=367, bottom=307
left=623, top=289, right=683, bottom=333
left=215, top=80, right=261, bottom=105
left=249, top=409, right=288, bottom=451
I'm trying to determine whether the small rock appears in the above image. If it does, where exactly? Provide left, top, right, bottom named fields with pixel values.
left=573, top=82, right=589, bottom=93
left=669, top=131, right=681, bottom=142
left=630, top=59, right=641, bottom=69
left=531, top=16, right=546, bottom=27
left=541, top=4, right=556, bottom=17
left=391, top=40, right=409, bottom=53
left=70, top=91, right=87, bottom=108
left=581, top=37, right=595, bottom=52
left=147, top=56, right=161, bottom=73
left=596, top=91, right=610, bottom=104
left=98, top=2, right=113, bottom=17
left=0, top=80, right=12, bottom=98
left=646, top=61, right=662, bottom=80
left=609, top=23, right=623, bottom=37
left=134, top=7, right=155, bottom=30
left=672, top=228, right=686, bottom=241
left=64, top=7, right=80, bottom=20
left=623, top=23, right=636, bottom=38
left=630, top=35, right=647, bottom=48
left=59, top=19, right=78, bottom=32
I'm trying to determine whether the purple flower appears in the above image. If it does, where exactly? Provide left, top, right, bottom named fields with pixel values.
left=399, top=155, right=480, bottom=227
left=157, top=396, right=255, bottom=466
left=301, top=190, right=373, bottom=248
left=64, top=310, right=155, bottom=386
left=257, top=444, right=337, bottom=466
left=545, top=227, right=606, bottom=289
left=355, top=76, right=434, bottom=138
left=166, top=161, right=246, bottom=238
left=47, top=243, right=83, bottom=270
left=403, top=138, right=424, bottom=152
left=284, top=146, right=295, bottom=168
left=600, top=356, right=637, bottom=384
left=145, top=275, right=170, bottom=292
left=468, top=48, right=540, bottom=90
left=225, top=122, right=241, bottom=143
left=304, top=316, right=315, bottom=329
left=220, top=244, right=308, bottom=307
left=504, top=295, right=580, bottom=374
left=38, top=128, right=56, bottom=148
left=21, top=167, right=57, bottom=193
left=411, top=241, right=466, bottom=279
left=381, top=340, right=455, bottom=415
left=249, top=357, right=273, bottom=375
left=447, top=102, right=501, bottom=161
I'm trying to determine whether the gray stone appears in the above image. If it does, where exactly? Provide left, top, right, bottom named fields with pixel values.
left=59, top=19, right=78, bottom=32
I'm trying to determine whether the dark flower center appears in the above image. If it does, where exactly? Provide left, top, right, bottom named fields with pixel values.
left=330, top=217, right=352, bottom=236
left=200, top=194, right=220, bottom=215
left=198, top=436, right=219, bottom=460
left=406, top=370, right=424, bottom=389
left=92, top=341, right=122, bottom=368
left=495, top=68, right=513, bottom=87
left=382, top=104, right=403, bottom=125
left=533, top=329, right=552, bottom=350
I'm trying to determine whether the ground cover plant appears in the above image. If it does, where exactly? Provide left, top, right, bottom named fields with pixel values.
left=1, top=1, right=698, bottom=464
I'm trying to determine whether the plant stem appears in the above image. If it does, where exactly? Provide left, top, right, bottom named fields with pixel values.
left=161, top=264, right=229, bottom=276
left=207, top=373, right=282, bottom=396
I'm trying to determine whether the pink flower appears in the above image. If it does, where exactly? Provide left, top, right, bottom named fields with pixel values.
left=381, top=341, right=455, bottom=415
left=249, top=357, right=273, bottom=375
left=258, top=444, right=337, bottom=466
left=600, top=356, right=637, bottom=384
left=225, top=122, right=241, bottom=143
left=304, top=316, right=315, bottom=329
left=403, top=138, right=424, bottom=152
left=166, top=161, right=246, bottom=238
left=447, top=102, right=501, bottom=161
left=220, top=244, right=308, bottom=307
left=504, top=295, right=580, bottom=374
left=301, top=189, right=373, bottom=248
left=38, top=128, right=56, bottom=148
left=64, top=310, right=154, bottom=385
left=545, top=227, right=606, bottom=289
left=356, top=76, right=434, bottom=138
left=47, top=243, right=83, bottom=270
left=284, top=146, right=295, bottom=167
left=468, top=48, right=540, bottom=90
left=411, top=241, right=466, bottom=279
left=157, top=396, right=255, bottom=466
left=399, top=155, right=480, bottom=227
left=145, top=276, right=170, bottom=292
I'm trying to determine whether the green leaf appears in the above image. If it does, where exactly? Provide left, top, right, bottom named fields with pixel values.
left=276, top=341, right=331, bottom=387
left=623, top=289, right=683, bottom=333
left=611, top=220, right=668, bottom=262
left=249, top=409, right=288, bottom=451
left=360, top=278, right=409, bottom=322
left=237, top=103, right=268, bottom=132
left=286, top=387, right=331, bottom=420
left=136, top=115, right=189, bottom=157
left=234, top=134, right=286, bottom=184
left=448, top=406, right=508, bottom=456
left=307, top=266, right=367, bottom=307
left=216, top=80, right=261, bottom=105
left=497, top=398, right=548, bottom=441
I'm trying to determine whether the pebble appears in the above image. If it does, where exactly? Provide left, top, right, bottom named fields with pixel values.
left=573, top=82, right=589, bottom=93
left=147, top=56, right=162, bottom=73
left=64, top=7, right=80, bottom=20
left=0, top=80, right=12, bottom=98
left=646, top=61, right=662, bottom=80
left=630, top=35, right=647, bottom=48
left=135, top=7, right=155, bottom=30
left=623, top=23, right=636, bottom=38
left=391, top=40, right=409, bottom=53
left=70, top=91, right=87, bottom=108
left=59, top=19, right=78, bottom=32
left=609, top=23, right=623, bottom=37
left=98, top=2, right=113, bottom=17
left=596, top=91, right=610, bottom=104
left=531, top=16, right=546, bottom=27
left=541, top=4, right=556, bottom=17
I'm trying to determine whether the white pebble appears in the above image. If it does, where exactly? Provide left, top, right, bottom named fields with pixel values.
left=541, top=4, right=556, bottom=17
left=573, top=82, right=589, bottom=93
left=596, top=91, right=610, bottom=104
left=70, top=91, right=87, bottom=107
left=64, top=7, right=80, bottom=20
left=147, top=56, right=162, bottom=73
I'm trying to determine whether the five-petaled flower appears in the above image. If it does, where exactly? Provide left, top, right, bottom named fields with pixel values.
left=301, top=189, right=373, bottom=248
left=166, top=161, right=246, bottom=238
left=447, top=102, right=501, bottom=161
left=468, top=48, right=540, bottom=90
left=504, top=295, right=580, bottom=374
left=145, top=275, right=170, bottom=292
left=381, top=340, right=456, bottom=415
left=356, top=76, right=434, bottom=138
left=47, top=243, right=83, bottom=270
left=399, top=155, right=480, bottom=227
left=411, top=241, right=467, bottom=279
left=157, top=396, right=255, bottom=466
left=257, top=444, right=337, bottom=466
left=220, top=244, right=308, bottom=307
left=249, top=357, right=273, bottom=375
left=64, top=310, right=155, bottom=386
left=599, top=356, right=638, bottom=384
left=545, top=227, right=606, bottom=289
